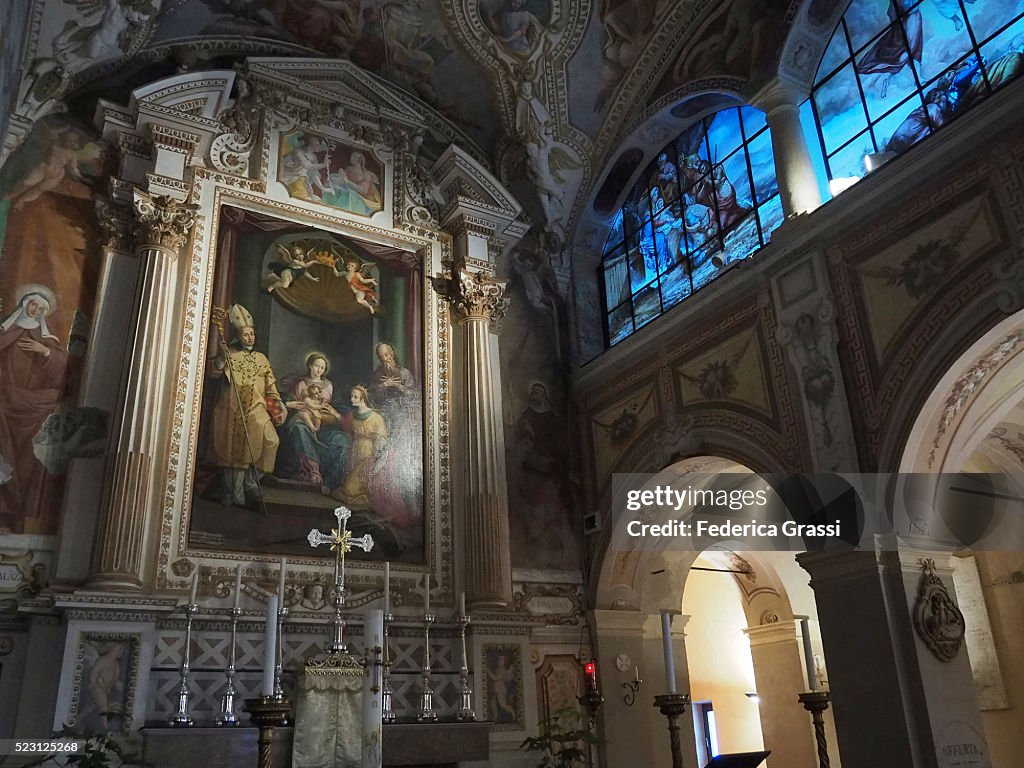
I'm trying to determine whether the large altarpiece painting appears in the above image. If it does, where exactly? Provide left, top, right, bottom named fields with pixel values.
left=187, top=205, right=425, bottom=564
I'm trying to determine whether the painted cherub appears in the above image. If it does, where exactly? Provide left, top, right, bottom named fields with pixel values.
left=263, top=243, right=321, bottom=293
left=334, top=258, right=379, bottom=314
left=288, top=383, right=329, bottom=434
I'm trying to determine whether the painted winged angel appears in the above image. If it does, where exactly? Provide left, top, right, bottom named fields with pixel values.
left=333, top=258, right=379, bottom=314
left=263, top=243, right=321, bottom=294
left=0, top=122, right=103, bottom=211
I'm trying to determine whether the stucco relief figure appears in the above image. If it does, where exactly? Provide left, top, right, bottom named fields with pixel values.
left=520, top=124, right=582, bottom=234
left=0, top=287, right=70, bottom=533
left=595, top=0, right=667, bottom=110
left=482, top=0, right=549, bottom=56
left=276, top=353, right=349, bottom=489
left=51, top=0, right=160, bottom=71
left=206, top=304, right=285, bottom=508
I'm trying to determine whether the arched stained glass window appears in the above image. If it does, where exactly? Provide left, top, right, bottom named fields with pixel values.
left=805, top=0, right=1024, bottom=190
left=601, top=107, right=782, bottom=347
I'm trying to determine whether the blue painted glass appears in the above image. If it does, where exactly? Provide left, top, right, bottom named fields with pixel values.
left=627, top=238, right=647, bottom=293
left=633, top=280, right=662, bottom=328
left=721, top=212, right=760, bottom=263
left=706, top=108, right=743, bottom=165
left=740, top=106, right=767, bottom=138
left=652, top=152, right=680, bottom=202
left=603, top=247, right=629, bottom=310
left=661, top=265, right=692, bottom=309
left=651, top=193, right=685, bottom=274
left=966, top=0, right=1024, bottom=45
left=690, top=243, right=721, bottom=292
left=819, top=26, right=853, bottom=80
left=846, top=0, right=898, bottom=53
left=874, top=92, right=930, bottom=154
left=800, top=99, right=833, bottom=202
left=978, top=18, right=1024, bottom=92
left=607, top=210, right=624, bottom=247
left=828, top=129, right=876, bottom=180
left=683, top=193, right=714, bottom=254
left=608, top=303, right=634, bottom=345
left=816, top=63, right=870, bottom=154
left=756, top=196, right=785, bottom=245
left=746, top=130, right=777, bottom=205
left=916, top=1, right=974, bottom=84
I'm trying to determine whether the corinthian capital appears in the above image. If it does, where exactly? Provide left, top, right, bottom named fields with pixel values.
left=430, top=264, right=510, bottom=324
left=133, top=189, right=199, bottom=251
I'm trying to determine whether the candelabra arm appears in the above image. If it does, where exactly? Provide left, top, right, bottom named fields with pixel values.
left=217, top=607, right=242, bottom=726
left=456, top=614, right=476, bottom=721
left=416, top=614, right=438, bottom=722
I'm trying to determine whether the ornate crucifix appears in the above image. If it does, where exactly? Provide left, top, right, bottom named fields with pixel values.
left=308, top=505, right=374, bottom=654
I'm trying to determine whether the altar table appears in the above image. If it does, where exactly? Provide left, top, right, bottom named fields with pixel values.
left=142, top=721, right=491, bottom=768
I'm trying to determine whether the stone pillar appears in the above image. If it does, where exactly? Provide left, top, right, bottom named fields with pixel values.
left=751, top=78, right=822, bottom=217
left=744, top=621, right=818, bottom=768
left=433, top=257, right=513, bottom=608
left=797, top=549, right=925, bottom=768
left=88, top=190, right=197, bottom=591
left=892, top=540, right=992, bottom=768
left=590, top=610, right=696, bottom=768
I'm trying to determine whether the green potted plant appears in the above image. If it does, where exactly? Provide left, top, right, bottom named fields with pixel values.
left=521, top=706, right=600, bottom=768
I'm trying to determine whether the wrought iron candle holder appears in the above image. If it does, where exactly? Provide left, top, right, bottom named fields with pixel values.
left=169, top=602, right=198, bottom=726
left=416, top=613, right=438, bottom=722
left=798, top=690, right=832, bottom=768
left=456, top=613, right=476, bottom=721
left=654, top=692, right=691, bottom=768
left=245, top=696, right=292, bottom=768
left=382, top=612, right=398, bottom=723
left=217, top=606, right=242, bottom=726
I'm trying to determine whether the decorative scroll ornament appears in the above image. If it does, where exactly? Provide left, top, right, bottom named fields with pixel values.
left=429, top=265, right=509, bottom=324
left=912, top=558, right=965, bottom=662
left=132, top=190, right=199, bottom=251
left=211, top=73, right=261, bottom=175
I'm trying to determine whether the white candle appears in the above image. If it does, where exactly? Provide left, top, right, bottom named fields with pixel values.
left=801, top=618, right=817, bottom=691
left=384, top=561, right=390, bottom=615
left=278, top=558, right=287, bottom=603
left=262, top=595, right=278, bottom=697
left=189, top=571, right=198, bottom=605
left=424, top=577, right=430, bottom=614
left=233, top=564, right=243, bottom=609
left=459, top=591, right=466, bottom=619
left=661, top=610, right=676, bottom=694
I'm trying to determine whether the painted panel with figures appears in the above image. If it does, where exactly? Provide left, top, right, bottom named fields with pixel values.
left=0, top=116, right=110, bottom=537
left=188, top=206, right=425, bottom=563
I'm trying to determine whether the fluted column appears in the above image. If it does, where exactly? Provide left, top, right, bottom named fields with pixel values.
left=433, top=263, right=513, bottom=608
left=89, top=190, right=198, bottom=591
left=751, top=78, right=822, bottom=217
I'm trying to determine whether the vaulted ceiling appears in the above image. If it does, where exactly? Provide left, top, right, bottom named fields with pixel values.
left=3, top=0, right=840, bottom=241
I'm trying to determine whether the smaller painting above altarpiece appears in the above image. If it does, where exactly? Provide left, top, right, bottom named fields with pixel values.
left=188, top=206, right=425, bottom=564
left=276, top=129, right=385, bottom=217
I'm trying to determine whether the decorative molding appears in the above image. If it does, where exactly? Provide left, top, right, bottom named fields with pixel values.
left=133, top=189, right=199, bottom=251
left=430, top=265, right=510, bottom=326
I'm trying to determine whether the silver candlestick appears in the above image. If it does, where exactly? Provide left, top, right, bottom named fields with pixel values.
left=456, top=613, right=475, bottom=721
left=273, top=604, right=288, bottom=701
left=382, top=612, right=398, bottom=723
left=216, top=606, right=242, bottom=726
left=169, top=602, right=198, bottom=726
left=416, top=613, right=438, bottom=722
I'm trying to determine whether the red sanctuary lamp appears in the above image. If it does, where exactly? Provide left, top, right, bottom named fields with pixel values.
left=579, top=659, right=604, bottom=721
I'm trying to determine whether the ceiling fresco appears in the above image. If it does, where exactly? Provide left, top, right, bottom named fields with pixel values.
left=4, top=0, right=821, bottom=244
